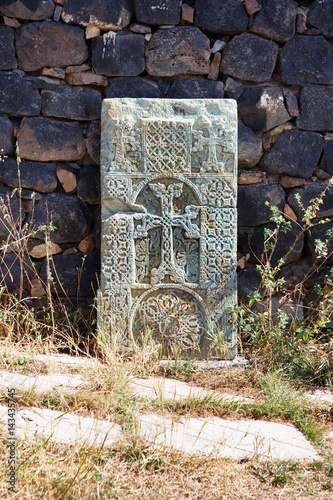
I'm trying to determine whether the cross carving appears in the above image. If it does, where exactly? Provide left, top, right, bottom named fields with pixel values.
left=193, top=125, right=227, bottom=173
left=134, top=182, right=200, bottom=285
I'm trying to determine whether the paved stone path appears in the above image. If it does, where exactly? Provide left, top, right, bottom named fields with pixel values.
left=0, top=370, right=86, bottom=393
left=35, top=353, right=96, bottom=367
left=0, top=355, right=328, bottom=461
left=137, top=413, right=319, bottom=461
left=306, top=389, right=333, bottom=406
left=130, top=377, right=253, bottom=403
left=0, top=404, right=121, bottom=447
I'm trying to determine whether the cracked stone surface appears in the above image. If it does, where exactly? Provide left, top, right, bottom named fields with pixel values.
left=130, top=377, right=253, bottom=403
left=0, top=405, right=121, bottom=447
left=0, top=371, right=86, bottom=393
left=137, top=413, right=319, bottom=461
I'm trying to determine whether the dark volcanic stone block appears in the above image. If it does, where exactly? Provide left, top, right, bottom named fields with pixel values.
left=62, top=0, right=132, bottom=29
left=288, top=180, right=333, bottom=220
left=16, top=21, right=88, bottom=72
left=32, top=76, right=62, bottom=91
left=261, top=129, right=323, bottom=178
left=251, top=0, right=298, bottom=42
left=0, top=158, right=57, bottom=193
left=0, top=72, right=41, bottom=117
left=0, top=26, right=16, bottom=70
left=90, top=211, right=101, bottom=249
left=77, top=165, right=101, bottom=204
left=223, top=77, right=243, bottom=100
left=40, top=251, right=100, bottom=297
left=297, top=85, right=333, bottom=132
left=27, top=193, right=90, bottom=243
left=0, top=184, right=24, bottom=238
left=0, top=0, right=54, bottom=20
left=238, top=85, right=290, bottom=132
left=17, top=118, right=85, bottom=162
left=280, top=36, right=333, bottom=86
left=277, top=260, right=329, bottom=289
left=306, top=219, right=333, bottom=264
left=238, top=268, right=263, bottom=300
left=167, top=78, right=224, bottom=98
left=307, top=0, right=333, bottom=38
left=321, top=138, right=333, bottom=176
left=146, top=27, right=210, bottom=77
left=134, top=0, right=182, bottom=25
left=0, top=117, right=15, bottom=155
left=221, top=34, right=278, bottom=83
left=240, top=221, right=304, bottom=267
left=238, top=183, right=285, bottom=227
left=0, top=254, right=37, bottom=292
left=238, top=124, right=263, bottom=167
left=41, top=87, right=102, bottom=121
left=92, top=32, right=145, bottom=77
left=86, top=121, right=101, bottom=165
left=105, top=78, right=163, bottom=98
left=194, top=0, right=248, bottom=35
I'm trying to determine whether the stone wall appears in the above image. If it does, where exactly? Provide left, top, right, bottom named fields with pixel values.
left=0, top=0, right=332, bottom=308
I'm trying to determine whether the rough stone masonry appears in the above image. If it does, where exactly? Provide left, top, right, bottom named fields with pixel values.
left=0, top=0, right=332, bottom=322
left=98, top=98, right=237, bottom=358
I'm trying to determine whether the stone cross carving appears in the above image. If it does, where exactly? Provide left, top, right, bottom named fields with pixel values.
left=98, top=99, right=237, bottom=359
left=134, top=182, right=200, bottom=284
left=193, top=125, right=227, bottom=173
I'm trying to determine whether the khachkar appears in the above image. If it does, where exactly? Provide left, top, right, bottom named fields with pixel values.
left=98, top=99, right=238, bottom=359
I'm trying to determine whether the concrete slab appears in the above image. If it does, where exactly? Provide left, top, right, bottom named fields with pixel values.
left=137, top=413, right=319, bottom=461
left=130, top=377, right=252, bottom=403
left=0, top=404, right=122, bottom=447
left=0, top=370, right=86, bottom=393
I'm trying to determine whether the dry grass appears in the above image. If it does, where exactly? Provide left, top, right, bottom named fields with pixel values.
left=1, top=424, right=333, bottom=500
left=0, top=337, right=333, bottom=498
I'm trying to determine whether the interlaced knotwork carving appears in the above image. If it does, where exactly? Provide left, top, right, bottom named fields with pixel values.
left=133, top=290, right=205, bottom=352
left=101, top=216, right=132, bottom=284
left=201, top=207, right=236, bottom=282
left=98, top=287, right=130, bottom=336
left=201, top=179, right=236, bottom=207
left=144, top=121, right=190, bottom=174
left=103, top=177, right=128, bottom=201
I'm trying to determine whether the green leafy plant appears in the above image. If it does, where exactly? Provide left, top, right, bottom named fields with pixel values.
left=238, top=179, right=333, bottom=386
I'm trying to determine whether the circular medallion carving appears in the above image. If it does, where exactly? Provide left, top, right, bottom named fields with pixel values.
left=132, top=289, right=206, bottom=353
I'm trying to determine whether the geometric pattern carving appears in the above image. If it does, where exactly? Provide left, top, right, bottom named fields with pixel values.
left=144, top=121, right=191, bottom=174
left=132, top=289, right=206, bottom=353
left=99, top=99, right=238, bottom=359
left=101, top=216, right=132, bottom=285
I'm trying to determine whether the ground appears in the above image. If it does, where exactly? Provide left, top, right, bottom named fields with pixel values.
left=0, top=343, right=332, bottom=499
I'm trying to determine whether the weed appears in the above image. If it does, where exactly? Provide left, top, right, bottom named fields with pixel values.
left=251, top=460, right=299, bottom=486
left=238, top=181, right=333, bottom=387
left=0, top=151, right=333, bottom=499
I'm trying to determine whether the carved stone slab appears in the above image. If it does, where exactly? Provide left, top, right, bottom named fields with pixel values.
left=98, top=99, right=238, bottom=359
